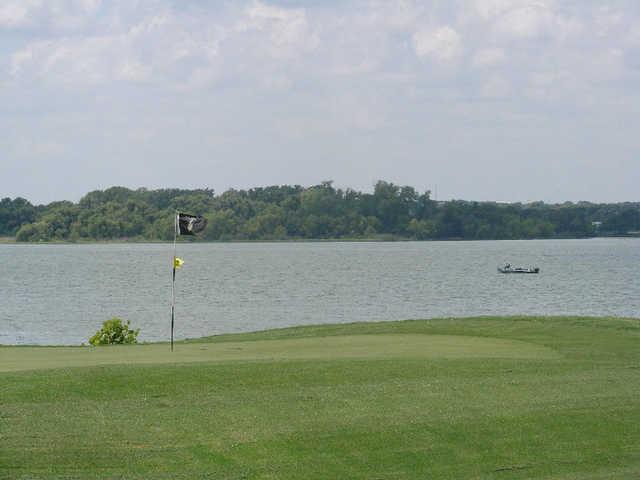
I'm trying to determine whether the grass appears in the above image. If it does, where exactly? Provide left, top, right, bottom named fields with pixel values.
left=1, top=316, right=639, bottom=479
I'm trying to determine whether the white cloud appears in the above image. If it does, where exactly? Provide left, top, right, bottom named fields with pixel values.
left=472, top=47, right=506, bottom=68
left=4, top=0, right=635, bottom=99
left=628, top=23, right=640, bottom=47
left=9, top=9, right=225, bottom=87
left=471, top=1, right=583, bottom=43
left=5, top=1, right=319, bottom=90
left=491, top=3, right=554, bottom=39
left=480, top=75, right=511, bottom=98
left=9, top=134, right=67, bottom=158
left=11, top=35, right=124, bottom=84
left=117, top=60, right=150, bottom=82
left=0, top=0, right=102, bottom=31
left=0, top=0, right=41, bottom=28
left=47, top=0, right=102, bottom=30
left=238, top=1, right=317, bottom=60
left=593, top=6, right=624, bottom=38
left=412, top=26, right=462, bottom=62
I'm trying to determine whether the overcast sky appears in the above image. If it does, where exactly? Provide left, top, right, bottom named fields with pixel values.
left=1, top=0, right=638, bottom=205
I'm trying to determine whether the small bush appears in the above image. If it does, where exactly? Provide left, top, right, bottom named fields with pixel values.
left=89, top=318, right=139, bottom=346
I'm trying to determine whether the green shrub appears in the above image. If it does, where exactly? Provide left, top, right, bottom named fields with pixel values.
left=89, top=318, right=139, bottom=346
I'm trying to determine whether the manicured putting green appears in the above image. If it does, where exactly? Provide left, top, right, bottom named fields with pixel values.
left=0, top=333, right=559, bottom=372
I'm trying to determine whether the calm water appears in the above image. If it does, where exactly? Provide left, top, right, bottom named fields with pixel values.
left=1, top=239, right=639, bottom=345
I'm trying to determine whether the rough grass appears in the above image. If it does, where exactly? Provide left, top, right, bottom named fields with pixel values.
left=1, top=316, right=639, bottom=479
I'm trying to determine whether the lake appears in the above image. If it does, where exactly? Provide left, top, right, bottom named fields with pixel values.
left=1, top=239, right=639, bottom=345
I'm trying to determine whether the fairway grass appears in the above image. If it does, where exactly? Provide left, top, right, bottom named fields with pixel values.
left=1, top=316, right=639, bottom=479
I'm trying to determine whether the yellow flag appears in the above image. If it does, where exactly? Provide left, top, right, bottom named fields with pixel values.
left=174, top=257, right=184, bottom=269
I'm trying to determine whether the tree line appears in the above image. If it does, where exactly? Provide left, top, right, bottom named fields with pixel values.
left=1, top=181, right=639, bottom=242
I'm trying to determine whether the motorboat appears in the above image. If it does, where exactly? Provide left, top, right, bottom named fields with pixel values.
left=498, top=264, right=540, bottom=274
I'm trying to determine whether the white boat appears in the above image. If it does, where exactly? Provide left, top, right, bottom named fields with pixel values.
left=498, top=264, right=540, bottom=274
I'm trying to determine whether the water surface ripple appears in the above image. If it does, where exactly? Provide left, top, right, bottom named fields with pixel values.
left=1, top=239, right=638, bottom=345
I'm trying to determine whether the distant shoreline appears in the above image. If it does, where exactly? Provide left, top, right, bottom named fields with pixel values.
left=2, top=234, right=639, bottom=245
left=4, top=184, right=639, bottom=243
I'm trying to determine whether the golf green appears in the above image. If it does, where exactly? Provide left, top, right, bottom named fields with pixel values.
left=1, top=334, right=559, bottom=373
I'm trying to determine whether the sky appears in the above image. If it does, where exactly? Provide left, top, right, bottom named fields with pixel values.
left=1, top=0, right=639, bottom=205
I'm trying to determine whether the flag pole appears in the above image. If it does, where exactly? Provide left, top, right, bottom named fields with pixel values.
left=171, top=211, right=178, bottom=351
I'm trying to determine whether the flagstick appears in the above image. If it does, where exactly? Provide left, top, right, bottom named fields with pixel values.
left=171, top=212, right=178, bottom=352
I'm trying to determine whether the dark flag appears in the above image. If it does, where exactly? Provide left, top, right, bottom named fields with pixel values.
left=171, top=212, right=206, bottom=352
left=178, top=212, right=207, bottom=236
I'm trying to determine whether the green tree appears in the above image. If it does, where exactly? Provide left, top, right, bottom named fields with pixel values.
left=0, top=197, right=37, bottom=235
